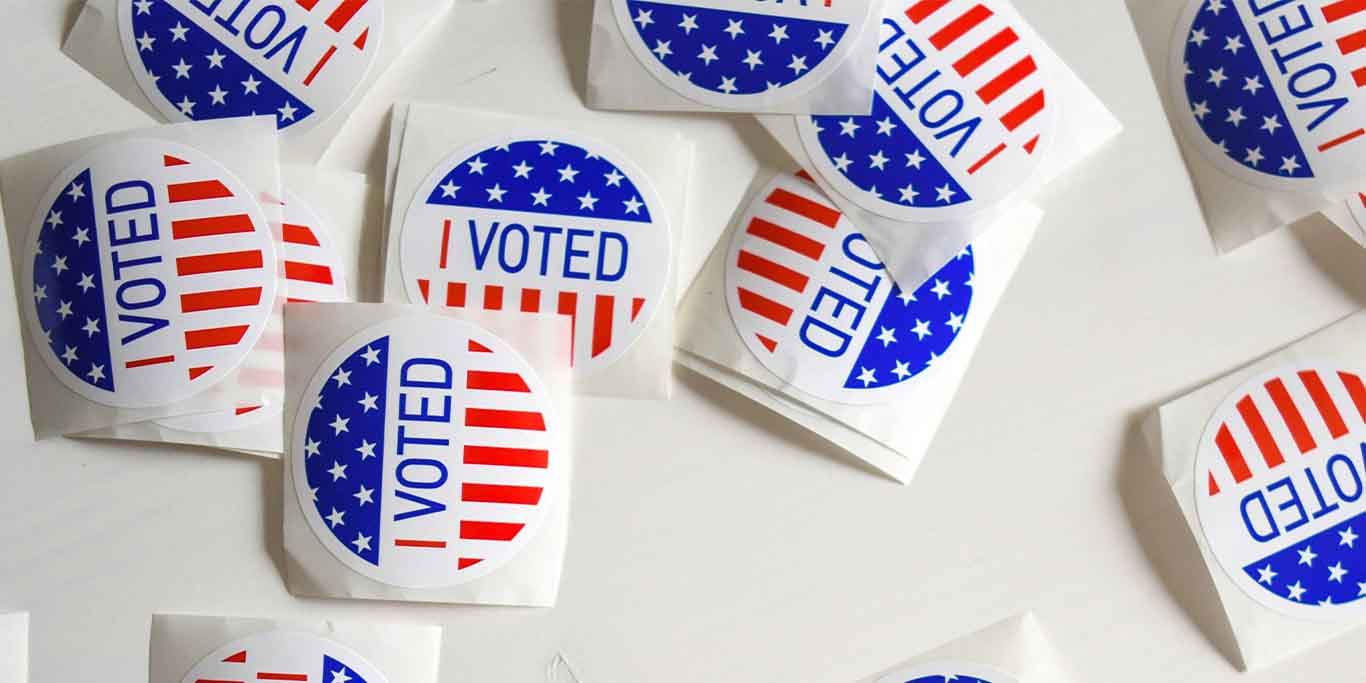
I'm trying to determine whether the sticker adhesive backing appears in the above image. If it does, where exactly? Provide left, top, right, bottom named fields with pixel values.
left=181, top=630, right=388, bottom=683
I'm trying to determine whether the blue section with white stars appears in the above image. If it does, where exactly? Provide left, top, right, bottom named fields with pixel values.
left=33, top=169, right=115, bottom=393
left=129, top=0, right=315, bottom=129
left=810, top=93, right=970, bottom=208
left=425, top=139, right=654, bottom=224
left=322, top=655, right=372, bottom=683
left=1241, top=509, right=1366, bottom=608
left=906, top=676, right=993, bottom=683
left=624, top=0, right=849, bottom=96
left=1182, top=0, right=1312, bottom=178
left=843, top=247, right=973, bottom=390
left=304, top=336, right=388, bottom=566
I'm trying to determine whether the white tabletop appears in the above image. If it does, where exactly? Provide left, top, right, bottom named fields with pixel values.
left=3, top=0, right=1365, bottom=681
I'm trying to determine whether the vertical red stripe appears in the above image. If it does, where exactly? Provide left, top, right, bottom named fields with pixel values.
left=766, top=189, right=840, bottom=228
left=462, top=483, right=543, bottom=505
left=417, top=278, right=430, bottom=303
left=302, top=44, right=336, bottom=87
left=746, top=218, right=826, bottom=260
left=180, top=286, right=262, bottom=312
left=1215, top=424, right=1253, bottom=483
left=172, top=214, right=256, bottom=239
left=484, top=285, right=504, bottom=310
left=1265, top=378, right=1317, bottom=454
left=465, top=408, right=546, bottom=431
left=631, top=297, right=645, bottom=321
left=184, top=325, right=249, bottom=350
left=737, top=250, right=810, bottom=292
left=520, top=288, right=541, bottom=312
left=954, top=28, right=1019, bottom=76
left=467, top=370, right=530, bottom=392
left=906, top=0, right=951, bottom=23
left=1208, top=472, right=1220, bottom=496
left=324, top=0, right=368, bottom=31
left=1300, top=370, right=1349, bottom=438
left=592, top=295, right=614, bottom=358
left=1339, top=372, right=1366, bottom=424
left=167, top=180, right=232, bottom=203
left=1355, top=67, right=1366, bottom=88
left=1236, top=396, right=1285, bottom=469
left=439, top=219, right=452, bottom=269
left=558, top=291, right=578, bottom=366
left=1324, top=0, right=1366, bottom=23
left=737, top=288, right=794, bottom=326
left=460, top=520, right=525, bottom=541
left=930, top=4, right=993, bottom=49
left=282, top=223, right=319, bottom=246
left=446, top=282, right=466, bottom=307
left=1000, top=90, right=1046, bottom=131
left=464, top=445, right=549, bottom=468
left=353, top=28, right=369, bottom=50
left=977, top=56, right=1037, bottom=104
left=284, top=261, right=334, bottom=284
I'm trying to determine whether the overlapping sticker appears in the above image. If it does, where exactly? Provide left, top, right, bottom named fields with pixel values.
left=726, top=172, right=974, bottom=405
left=181, top=630, right=388, bottom=683
left=118, top=0, right=383, bottom=133
left=611, top=0, right=877, bottom=108
left=1171, top=0, right=1366, bottom=191
left=291, top=315, right=563, bottom=588
left=875, top=661, right=1017, bottom=683
left=798, top=0, right=1056, bottom=222
left=399, top=133, right=671, bottom=376
left=1196, top=363, right=1366, bottom=620
left=23, top=138, right=277, bottom=409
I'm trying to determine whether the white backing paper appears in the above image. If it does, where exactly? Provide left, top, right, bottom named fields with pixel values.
left=0, top=613, right=27, bottom=683
left=859, top=613, right=1076, bottom=683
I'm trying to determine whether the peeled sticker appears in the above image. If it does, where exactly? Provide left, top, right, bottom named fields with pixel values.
left=118, top=0, right=383, bottom=133
left=1171, top=0, right=1366, bottom=191
left=399, top=133, right=671, bottom=376
left=23, top=138, right=276, bottom=409
left=726, top=172, right=974, bottom=405
left=181, top=630, right=388, bottom=683
left=797, top=0, right=1056, bottom=222
left=291, top=315, right=563, bottom=588
left=611, top=0, right=877, bottom=108
left=875, top=661, right=1017, bottom=683
left=1196, top=363, right=1366, bottom=620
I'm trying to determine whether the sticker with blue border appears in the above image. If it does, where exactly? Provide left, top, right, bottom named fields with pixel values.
left=118, top=0, right=383, bottom=133
left=726, top=172, right=974, bottom=405
left=1196, top=362, right=1366, bottom=621
left=1170, top=0, right=1366, bottom=191
left=797, top=0, right=1056, bottom=223
left=399, top=132, right=671, bottom=377
left=291, top=314, right=563, bottom=588
left=22, top=138, right=277, bottom=409
left=874, top=660, right=1017, bottom=683
left=611, top=0, right=878, bottom=109
left=181, top=630, right=388, bottom=683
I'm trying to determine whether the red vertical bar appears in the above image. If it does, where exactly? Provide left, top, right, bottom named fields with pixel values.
left=954, top=28, right=1019, bottom=76
left=1300, top=370, right=1349, bottom=438
left=484, top=285, right=504, bottom=310
left=1339, top=372, right=1366, bottom=425
left=906, top=0, right=951, bottom=23
left=439, top=219, right=452, bottom=269
left=1215, top=424, right=1252, bottom=484
left=324, top=0, right=368, bottom=31
left=1265, top=378, right=1317, bottom=454
left=446, top=282, right=466, bottom=307
left=931, top=4, right=993, bottom=49
left=592, top=295, right=614, bottom=358
left=1235, top=396, right=1284, bottom=469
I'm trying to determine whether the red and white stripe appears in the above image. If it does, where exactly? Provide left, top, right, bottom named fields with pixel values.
left=1319, top=0, right=1366, bottom=151
left=194, top=649, right=309, bottom=683
left=293, top=0, right=373, bottom=49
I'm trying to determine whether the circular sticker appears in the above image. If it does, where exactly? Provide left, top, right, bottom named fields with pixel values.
left=611, top=0, right=877, bottom=109
left=1170, top=0, right=1366, bottom=191
left=797, top=0, right=1056, bottom=223
left=291, top=315, right=563, bottom=588
left=726, top=173, right=974, bottom=405
left=157, top=188, right=348, bottom=433
left=1195, top=363, right=1366, bottom=620
left=876, top=661, right=1017, bottom=683
left=23, top=138, right=276, bottom=409
left=399, top=133, right=671, bottom=376
left=118, top=0, right=384, bottom=133
left=181, top=630, right=388, bottom=683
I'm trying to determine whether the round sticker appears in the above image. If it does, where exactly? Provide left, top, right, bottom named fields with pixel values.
left=181, top=630, right=388, bottom=683
left=118, top=0, right=384, bottom=133
left=1170, top=0, right=1366, bottom=191
left=1195, top=363, right=1366, bottom=620
left=291, top=315, right=563, bottom=588
left=726, top=173, right=974, bottom=405
left=23, top=138, right=276, bottom=409
left=399, top=133, right=671, bottom=376
left=797, top=0, right=1056, bottom=223
left=876, top=661, right=1017, bottom=683
left=610, top=0, right=878, bottom=109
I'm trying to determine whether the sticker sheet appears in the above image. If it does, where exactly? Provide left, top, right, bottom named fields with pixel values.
left=858, top=614, right=1076, bottom=683
left=758, top=0, right=1120, bottom=291
left=62, top=0, right=455, bottom=162
left=0, top=613, right=27, bottom=683
left=1144, top=311, right=1366, bottom=670
left=148, top=614, right=441, bottom=683
left=677, top=169, right=1040, bottom=483
left=0, top=116, right=284, bottom=439
left=281, top=303, right=574, bottom=606
left=382, top=103, right=693, bottom=399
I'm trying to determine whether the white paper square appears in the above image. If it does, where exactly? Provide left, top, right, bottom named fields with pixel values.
left=859, top=613, right=1076, bottom=683
left=0, top=613, right=27, bottom=683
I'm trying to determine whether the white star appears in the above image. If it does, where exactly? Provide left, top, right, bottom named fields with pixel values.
left=557, top=164, right=580, bottom=183
left=814, top=29, right=836, bottom=49
left=905, top=149, right=925, bottom=168
left=898, top=184, right=919, bottom=204
left=623, top=197, right=644, bottom=214
left=1225, top=107, right=1245, bottom=126
left=467, top=157, right=488, bottom=174
left=332, top=368, right=352, bottom=387
left=1297, top=545, right=1317, bottom=566
left=242, top=74, right=261, bottom=94
left=1329, top=562, right=1348, bottom=583
left=538, top=140, right=560, bottom=156
left=325, top=507, right=345, bottom=528
left=718, top=76, right=738, bottom=93
left=652, top=39, right=672, bottom=60
left=876, top=117, right=897, bottom=136
left=678, top=13, right=698, bottom=34
left=1261, top=115, right=1282, bottom=134
left=506, top=161, right=532, bottom=180
left=945, top=312, right=965, bottom=332
left=698, top=44, right=719, bottom=66
left=1256, top=564, right=1277, bottom=585
left=1280, top=156, right=1301, bottom=175
left=1207, top=67, right=1227, bottom=87
left=868, top=150, right=889, bottom=170
left=60, top=345, right=78, bottom=365
left=1358, top=581, right=1366, bottom=597
left=169, top=22, right=188, bottom=42
left=1287, top=581, right=1306, bottom=601
left=486, top=183, right=507, bottom=202
left=206, top=49, right=226, bottom=69
left=357, top=392, right=378, bottom=413
left=930, top=279, right=951, bottom=299
left=46, top=210, right=61, bottom=228
left=604, top=169, right=624, bottom=187
left=65, top=183, right=85, bottom=203
left=351, top=533, right=372, bottom=553
left=33, top=285, right=46, bottom=302
left=1341, top=527, right=1358, bottom=548
left=354, top=485, right=374, bottom=506
left=304, top=438, right=320, bottom=458
left=787, top=55, right=808, bottom=75
left=1191, top=100, right=1210, bottom=120
left=208, top=85, right=228, bottom=105
left=1207, top=0, right=1226, bottom=13
left=86, top=363, right=105, bottom=383
left=52, top=256, right=68, bottom=275
left=76, top=273, right=95, bottom=293
left=137, top=31, right=155, bottom=52
left=176, top=96, right=195, bottom=116
left=891, top=360, right=911, bottom=380
left=329, top=414, right=350, bottom=435
left=1190, top=27, right=1208, bottom=47
left=838, top=118, right=860, bottom=137
left=856, top=366, right=876, bottom=387
left=440, top=180, right=459, bottom=198
left=328, top=460, right=348, bottom=482
left=355, top=440, right=376, bottom=459
left=56, top=301, right=73, bottom=320
left=309, top=487, right=318, bottom=502
left=633, top=8, right=653, bottom=27
left=1242, top=76, right=1263, bottom=94
left=331, top=669, right=352, bottom=683
left=724, top=19, right=744, bottom=39
left=277, top=101, right=299, bottom=121
left=133, top=0, right=152, bottom=14
left=935, top=184, right=957, bottom=203
left=875, top=326, right=897, bottom=347
left=172, top=58, right=192, bottom=79
left=832, top=153, right=853, bottom=172
left=1223, top=35, right=1244, bottom=54
left=1244, top=147, right=1263, bottom=166
left=578, top=191, right=599, bottom=211
left=361, top=346, right=381, bottom=365
left=769, top=23, right=789, bottom=43
left=742, top=50, right=763, bottom=70
left=531, top=187, right=552, bottom=206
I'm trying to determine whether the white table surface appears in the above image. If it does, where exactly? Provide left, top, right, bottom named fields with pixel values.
left=4, top=0, right=1366, bottom=681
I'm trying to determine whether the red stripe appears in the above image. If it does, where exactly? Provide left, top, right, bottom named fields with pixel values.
left=223, top=651, right=247, bottom=664
left=756, top=334, right=778, bottom=352
left=737, top=287, right=793, bottom=326
left=1340, top=372, right=1366, bottom=425
left=257, top=675, right=307, bottom=681
left=737, top=250, right=809, bottom=292
left=417, top=278, right=430, bottom=302
left=484, top=285, right=504, bottom=310
left=302, top=44, right=336, bottom=87
left=467, top=370, right=530, bottom=392
left=353, top=28, right=369, bottom=50
left=1023, top=134, right=1040, bottom=154
left=447, top=282, right=466, bottom=307
left=1208, top=472, right=1220, bottom=496
left=966, top=143, right=1007, bottom=175
left=1355, top=67, right=1366, bottom=88
left=167, top=180, right=232, bottom=203
left=631, top=297, right=645, bottom=321
left=468, top=339, right=491, bottom=353
left=954, top=27, right=1018, bottom=76
left=1265, top=378, right=1316, bottom=454
left=324, top=0, right=368, bottom=31
left=126, top=355, right=175, bottom=368
left=1215, top=424, right=1252, bottom=483
left=176, top=250, right=263, bottom=276
left=188, top=366, right=213, bottom=380
left=180, top=286, right=262, bottom=312
left=1339, top=29, right=1366, bottom=55
left=1236, top=396, right=1285, bottom=469
left=235, top=405, right=262, bottom=416
left=462, top=483, right=543, bottom=505
left=394, top=539, right=446, bottom=548
left=559, top=291, right=578, bottom=367
left=746, top=218, right=825, bottom=260
left=282, top=223, right=319, bottom=246
left=592, top=295, right=614, bottom=358
left=1317, top=128, right=1365, bottom=151
left=464, top=445, right=549, bottom=468
left=931, top=4, right=993, bottom=49
left=906, top=0, right=951, bottom=23
left=1324, top=0, right=1366, bottom=22
left=977, top=56, right=1037, bottom=104
left=1001, top=90, right=1046, bottom=132
left=465, top=408, right=546, bottom=431
left=767, top=189, right=840, bottom=228
left=295, top=0, right=319, bottom=8
left=284, top=261, right=334, bottom=285
left=458, top=558, right=482, bottom=569
left=184, top=325, right=249, bottom=350
left=1300, top=370, right=1349, bottom=438
left=172, top=214, right=256, bottom=239
left=163, top=155, right=189, bottom=167
left=521, top=288, right=541, bottom=312
left=460, top=520, right=525, bottom=541
left=439, top=219, right=452, bottom=269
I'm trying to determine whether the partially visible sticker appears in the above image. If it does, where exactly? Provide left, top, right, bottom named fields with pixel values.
left=1350, top=191, right=1366, bottom=233
left=181, top=630, right=388, bottom=683
left=874, top=660, right=1017, bottom=683
left=118, top=0, right=383, bottom=133
left=399, top=132, right=671, bottom=377
left=611, top=0, right=877, bottom=109
left=1170, top=0, right=1366, bottom=191
left=1196, top=363, right=1366, bottom=621
left=726, top=173, right=974, bottom=405
left=291, top=314, right=563, bottom=588
left=22, top=138, right=276, bottom=409
left=798, top=0, right=1056, bottom=223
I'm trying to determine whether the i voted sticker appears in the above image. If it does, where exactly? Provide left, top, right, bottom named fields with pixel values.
left=399, top=133, right=671, bottom=376
left=1196, top=363, right=1366, bottom=620
left=182, top=630, right=387, bottom=683
left=798, top=0, right=1055, bottom=223
left=118, top=0, right=383, bottom=133
left=291, top=315, right=563, bottom=588
left=727, top=173, right=974, bottom=405
left=1171, top=0, right=1366, bottom=191
left=875, top=661, right=1017, bottom=683
left=611, top=0, right=877, bottom=109
left=23, top=139, right=276, bottom=409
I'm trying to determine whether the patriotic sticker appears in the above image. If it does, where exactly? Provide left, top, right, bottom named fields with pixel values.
left=1196, top=363, right=1366, bottom=620
left=117, top=0, right=383, bottom=133
left=796, top=0, right=1056, bottom=223
left=875, top=661, right=1017, bottom=683
left=22, top=138, right=277, bottom=409
left=726, top=173, right=974, bottom=405
left=398, top=133, right=671, bottom=376
left=181, top=630, right=388, bottom=683
left=610, top=0, right=877, bottom=109
left=291, top=315, right=563, bottom=588
left=1171, top=0, right=1366, bottom=191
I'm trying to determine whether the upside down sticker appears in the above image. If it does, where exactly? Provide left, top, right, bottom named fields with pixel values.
left=182, top=630, right=388, bottom=683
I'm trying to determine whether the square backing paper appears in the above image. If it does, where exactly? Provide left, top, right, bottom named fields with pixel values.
left=0, top=613, right=27, bottom=683
left=860, top=613, right=1076, bottom=683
